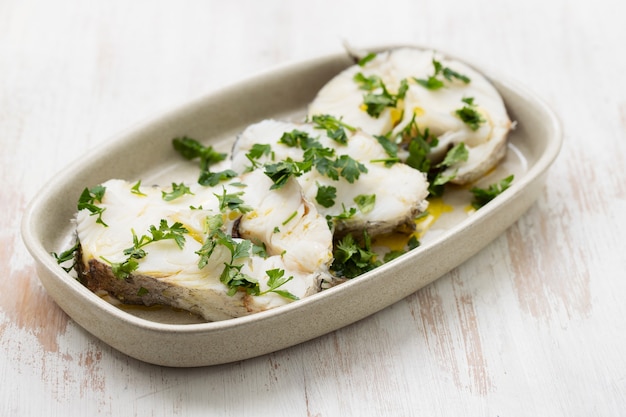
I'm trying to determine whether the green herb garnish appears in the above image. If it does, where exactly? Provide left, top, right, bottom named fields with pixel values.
left=52, top=241, right=80, bottom=273
left=455, top=97, right=485, bottom=131
left=331, top=230, right=381, bottom=278
left=130, top=180, right=147, bottom=196
left=263, top=159, right=304, bottom=190
left=103, top=219, right=189, bottom=279
left=172, top=136, right=231, bottom=186
left=415, top=58, right=471, bottom=90
left=78, top=185, right=108, bottom=227
left=357, top=52, right=377, bottom=67
left=311, top=114, right=356, bottom=145
left=357, top=78, right=409, bottom=118
left=470, top=175, right=514, bottom=209
left=214, top=187, right=252, bottom=213
left=354, top=194, right=376, bottom=214
left=428, top=142, right=469, bottom=194
left=162, top=182, right=194, bottom=201
left=315, top=184, right=337, bottom=208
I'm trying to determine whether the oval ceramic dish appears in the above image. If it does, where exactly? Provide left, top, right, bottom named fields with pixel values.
left=21, top=46, right=562, bottom=367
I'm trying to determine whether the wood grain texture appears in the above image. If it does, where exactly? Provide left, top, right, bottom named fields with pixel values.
left=2, top=0, right=626, bottom=415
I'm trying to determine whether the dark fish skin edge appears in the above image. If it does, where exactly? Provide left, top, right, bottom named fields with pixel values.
left=75, top=244, right=173, bottom=307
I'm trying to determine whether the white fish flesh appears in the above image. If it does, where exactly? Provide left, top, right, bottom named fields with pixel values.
left=308, top=48, right=512, bottom=184
left=75, top=170, right=333, bottom=321
left=231, top=119, right=429, bottom=236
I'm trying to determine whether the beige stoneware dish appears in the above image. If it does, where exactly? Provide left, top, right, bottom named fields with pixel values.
left=21, top=46, right=562, bottom=367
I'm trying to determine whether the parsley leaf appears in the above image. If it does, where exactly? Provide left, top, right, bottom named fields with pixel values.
left=263, top=159, right=303, bottom=190
left=146, top=219, right=188, bottom=249
left=198, top=169, right=238, bottom=187
left=162, top=182, right=194, bottom=201
left=437, top=142, right=469, bottom=168
left=77, top=185, right=108, bottom=227
left=359, top=79, right=409, bottom=118
left=103, top=219, right=189, bottom=279
left=221, top=263, right=258, bottom=296
left=353, top=72, right=383, bottom=91
left=252, top=241, right=268, bottom=259
left=334, top=155, right=368, bottom=183
left=415, top=58, right=471, bottom=90
left=130, top=180, right=147, bottom=196
left=357, top=52, right=377, bottom=67
left=214, top=187, right=252, bottom=213
left=428, top=142, right=469, bottom=193
left=401, top=114, right=438, bottom=174
left=311, top=114, right=355, bottom=145
left=455, top=97, right=485, bottom=131
left=373, top=135, right=400, bottom=166
left=52, top=241, right=80, bottom=273
left=354, top=194, right=376, bottom=214
left=244, top=143, right=273, bottom=170
left=331, top=231, right=381, bottom=278
left=172, top=136, right=226, bottom=169
left=172, top=136, right=231, bottom=186
left=278, top=130, right=312, bottom=148
left=258, top=268, right=298, bottom=300
left=470, top=175, right=514, bottom=209
left=105, top=257, right=139, bottom=280
left=315, top=184, right=337, bottom=208
left=325, top=204, right=358, bottom=229
left=302, top=146, right=337, bottom=179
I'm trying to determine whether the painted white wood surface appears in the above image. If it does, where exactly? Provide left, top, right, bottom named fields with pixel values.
left=2, top=0, right=625, bottom=415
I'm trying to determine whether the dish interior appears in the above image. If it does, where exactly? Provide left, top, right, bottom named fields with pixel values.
left=25, top=50, right=559, bottom=330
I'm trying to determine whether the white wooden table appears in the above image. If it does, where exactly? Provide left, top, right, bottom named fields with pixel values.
left=2, top=0, right=625, bottom=415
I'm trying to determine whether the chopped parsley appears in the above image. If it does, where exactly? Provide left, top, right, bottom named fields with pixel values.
left=357, top=52, right=377, bottom=67
left=354, top=76, right=409, bottom=118
left=214, top=187, right=252, bottom=213
left=172, top=136, right=234, bottom=186
left=456, top=97, right=485, bottom=131
left=258, top=268, right=298, bottom=300
left=162, top=182, right=194, bottom=201
left=325, top=204, right=358, bottom=229
left=353, top=72, right=383, bottom=91
left=198, top=169, right=238, bottom=187
left=282, top=210, right=298, bottom=226
left=130, top=180, right=147, bottom=196
left=415, top=58, right=471, bottom=90
left=52, top=240, right=80, bottom=273
left=402, top=114, right=438, bottom=174
left=278, top=129, right=313, bottom=148
left=264, top=159, right=303, bottom=190
left=103, top=219, right=189, bottom=279
left=172, top=136, right=226, bottom=169
left=261, top=130, right=368, bottom=188
left=244, top=143, right=273, bottom=170
left=372, top=135, right=400, bottom=166
left=311, top=114, right=356, bottom=145
left=78, top=185, right=108, bottom=227
left=315, top=184, right=337, bottom=208
left=331, top=230, right=381, bottom=278
left=354, top=194, right=376, bottom=214
left=198, top=224, right=297, bottom=299
left=428, top=142, right=469, bottom=195
left=470, top=175, right=514, bottom=209
left=334, top=155, right=368, bottom=183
